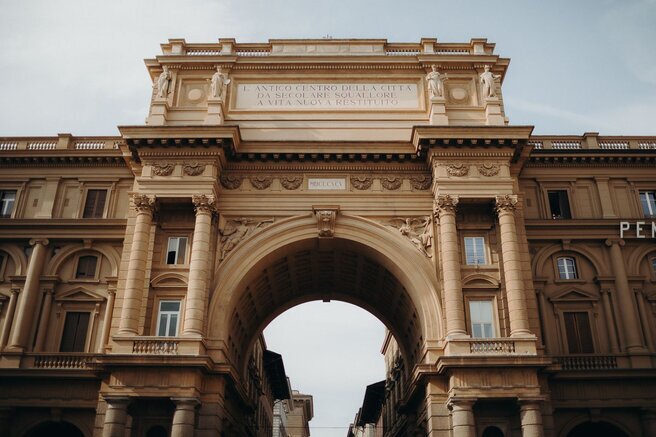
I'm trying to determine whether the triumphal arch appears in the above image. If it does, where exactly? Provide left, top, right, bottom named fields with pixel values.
left=1, top=37, right=656, bottom=437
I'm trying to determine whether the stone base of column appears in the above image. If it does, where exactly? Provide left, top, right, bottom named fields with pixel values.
left=204, top=98, right=225, bottom=125
left=429, top=97, right=449, bottom=125
left=147, top=100, right=169, bottom=125
left=484, top=98, right=504, bottom=125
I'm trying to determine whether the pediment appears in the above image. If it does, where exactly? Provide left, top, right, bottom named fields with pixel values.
left=462, top=274, right=500, bottom=289
left=151, top=272, right=188, bottom=288
left=551, top=288, right=597, bottom=302
left=55, top=287, right=105, bottom=302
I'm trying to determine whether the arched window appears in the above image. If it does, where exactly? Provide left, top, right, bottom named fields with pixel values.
left=557, top=257, right=578, bottom=279
left=76, top=255, right=98, bottom=279
left=482, top=426, right=505, bottom=437
left=24, top=421, right=84, bottom=437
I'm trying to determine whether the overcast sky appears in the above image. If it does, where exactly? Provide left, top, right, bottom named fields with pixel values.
left=2, top=1, right=655, bottom=436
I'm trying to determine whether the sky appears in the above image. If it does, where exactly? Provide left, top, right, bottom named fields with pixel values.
left=1, top=1, right=655, bottom=436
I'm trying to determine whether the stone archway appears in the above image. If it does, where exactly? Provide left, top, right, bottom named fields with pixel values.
left=566, top=421, right=629, bottom=437
left=207, top=213, right=444, bottom=373
left=24, top=421, right=85, bottom=437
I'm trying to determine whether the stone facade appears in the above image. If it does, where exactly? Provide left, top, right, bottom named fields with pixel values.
left=0, top=37, right=655, bottom=437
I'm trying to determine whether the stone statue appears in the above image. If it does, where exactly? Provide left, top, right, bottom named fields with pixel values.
left=210, top=66, right=231, bottom=99
left=155, top=66, right=171, bottom=99
left=480, top=65, right=501, bottom=98
left=388, top=217, right=433, bottom=257
left=425, top=65, right=447, bottom=98
left=220, top=217, right=273, bottom=260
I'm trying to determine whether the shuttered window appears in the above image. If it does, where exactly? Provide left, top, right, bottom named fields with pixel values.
left=60, top=312, right=91, bottom=352
left=75, top=255, right=98, bottom=279
left=83, top=190, right=107, bottom=218
left=564, top=311, right=594, bottom=354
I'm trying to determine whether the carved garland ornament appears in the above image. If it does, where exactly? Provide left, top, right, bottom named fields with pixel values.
left=351, top=175, right=373, bottom=190
left=280, top=175, right=303, bottom=190
left=249, top=175, right=273, bottom=190
left=381, top=176, right=402, bottom=190
left=220, top=175, right=243, bottom=189
left=477, top=163, right=500, bottom=177
left=192, top=194, right=216, bottom=214
left=409, top=175, right=431, bottom=190
left=446, top=163, right=469, bottom=177
left=183, top=162, right=206, bottom=176
left=131, top=193, right=156, bottom=214
left=151, top=162, right=175, bottom=176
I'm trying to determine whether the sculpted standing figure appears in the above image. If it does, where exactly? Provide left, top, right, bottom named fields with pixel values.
left=425, top=65, right=447, bottom=98
left=155, top=66, right=171, bottom=99
left=210, top=66, right=231, bottom=99
left=480, top=65, right=501, bottom=98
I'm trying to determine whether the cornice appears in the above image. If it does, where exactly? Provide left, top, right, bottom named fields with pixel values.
left=0, top=219, right=127, bottom=239
left=527, top=150, right=656, bottom=167
left=0, top=154, right=125, bottom=167
left=224, top=163, right=429, bottom=172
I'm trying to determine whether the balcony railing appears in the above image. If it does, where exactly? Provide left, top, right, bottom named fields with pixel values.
left=445, top=337, right=537, bottom=356
left=0, top=135, right=121, bottom=152
left=470, top=339, right=516, bottom=354
left=530, top=135, right=656, bottom=150
left=29, top=353, right=97, bottom=369
left=132, top=338, right=179, bottom=355
left=554, top=355, right=618, bottom=370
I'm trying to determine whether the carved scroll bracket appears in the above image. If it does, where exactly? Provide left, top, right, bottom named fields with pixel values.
left=313, top=206, right=340, bottom=238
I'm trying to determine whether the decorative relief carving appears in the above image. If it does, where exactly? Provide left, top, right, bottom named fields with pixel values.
left=387, top=217, right=433, bottom=258
left=314, top=208, right=339, bottom=238
left=151, top=162, right=175, bottom=176
left=409, top=175, right=431, bottom=190
left=281, top=175, right=303, bottom=190
left=446, top=163, right=469, bottom=177
left=434, top=194, right=459, bottom=217
left=220, top=175, right=243, bottom=189
left=249, top=175, right=273, bottom=190
left=131, top=194, right=156, bottom=214
left=495, top=194, right=518, bottom=214
left=381, top=176, right=402, bottom=190
left=192, top=194, right=216, bottom=215
left=183, top=162, right=206, bottom=176
left=477, top=163, right=500, bottom=177
left=351, top=175, right=373, bottom=190
left=220, top=217, right=274, bottom=260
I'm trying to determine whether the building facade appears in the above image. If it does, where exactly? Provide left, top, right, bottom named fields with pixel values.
left=1, top=37, right=656, bottom=437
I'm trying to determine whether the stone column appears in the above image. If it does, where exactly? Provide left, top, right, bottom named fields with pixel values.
left=635, top=290, right=655, bottom=351
left=34, top=288, right=54, bottom=351
left=495, top=195, right=531, bottom=337
left=605, top=239, right=644, bottom=352
left=519, top=401, right=544, bottom=437
left=8, top=239, right=49, bottom=351
left=102, top=397, right=130, bottom=437
left=183, top=194, right=216, bottom=337
left=449, top=399, right=475, bottom=437
left=171, top=398, right=199, bottom=437
left=0, top=288, right=19, bottom=349
left=434, top=195, right=467, bottom=338
left=118, top=194, right=155, bottom=335
left=98, top=289, right=116, bottom=353
left=600, top=288, right=620, bottom=353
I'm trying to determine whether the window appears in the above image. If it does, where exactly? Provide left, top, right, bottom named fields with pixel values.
left=60, top=312, right=91, bottom=352
left=640, top=191, right=656, bottom=217
left=548, top=190, right=571, bottom=219
left=0, top=190, right=16, bottom=218
left=166, top=237, right=188, bottom=264
left=563, top=311, right=594, bottom=353
left=652, top=257, right=656, bottom=273
left=557, top=257, right=578, bottom=279
left=82, top=189, right=107, bottom=218
left=464, top=237, right=486, bottom=265
left=75, top=255, right=98, bottom=279
left=156, top=300, right=181, bottom=336
left=469, top=300, right=496, bottom=338
left=0, top=251, right=6, bottom=278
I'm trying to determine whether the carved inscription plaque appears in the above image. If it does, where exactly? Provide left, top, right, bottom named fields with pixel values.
left=308, top=178, right=346, bottom=190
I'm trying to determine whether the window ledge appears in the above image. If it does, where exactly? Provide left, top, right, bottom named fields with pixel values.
left=553, top=279, right=586, bottom=285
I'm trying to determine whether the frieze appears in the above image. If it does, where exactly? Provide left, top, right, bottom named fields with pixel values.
left=220, top=175, right=243, bottom=190
left=446, top=163, right=469, bottom=177
left=381, top=176, right=402, bottom=190
left=183, top=162, right=206, bottom=176
left=477, top=163, right=500, bottom=177
left=409, top=175, right=431, bottom=190
left=151, top=162, right=175, bottom=176
left=249, top=175, right=273, bottom=190
left=281, top=175, right=303, bottom=190
left=220, top=217, right=274, bottom=260
left=351, top=175, right=373, bottom=190
left=386, top=217, right=433, bottom=257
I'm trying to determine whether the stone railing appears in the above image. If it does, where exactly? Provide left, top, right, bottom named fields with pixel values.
left=132, top=338, right=179, bottom=355
left=530, top=135, right=656, bottom=151
left=554, top=355, right=618, bottom=370
left=445, top=337, right=537, bottom=356
left=470, top=339, right=516, bottom=354
left=29, top=353, right=96, bottom=369
left=0, top=135, right=121, bottom=152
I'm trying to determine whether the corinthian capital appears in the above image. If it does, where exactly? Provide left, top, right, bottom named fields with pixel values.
left=495, top=194, right=518, bottom=214
left=192, top=194, right=217, bottom=215
left=434, top=194, right=459, bottom=217
left=131, top=194, right=156, bottom=214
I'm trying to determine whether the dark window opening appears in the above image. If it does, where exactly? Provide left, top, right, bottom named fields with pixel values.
left=0, top=190, right=17, bottom=218
left=75, top=255, right=98, bottom=279
left=548, top=190, right=571, bottom=219
left=564, top=311, right=594, bottom=354
left=83, top=189, right=107, bottom=218
left=60, top=312, right=90, bottom=352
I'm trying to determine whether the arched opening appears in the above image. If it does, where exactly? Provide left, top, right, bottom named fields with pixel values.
left=482, top=425, right=505, bottom=437
left=24, top=421, right=85, bottom=437
left=567, top=421, right=629, bottom=437
left=146, top=425, right=168, bottom=437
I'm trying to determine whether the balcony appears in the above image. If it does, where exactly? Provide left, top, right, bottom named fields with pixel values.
left=111, top=336, right=206, bottom=356
left=554, top=355, right=619, bottom=371
left=18, top=353, right=99, bottom=370
left=444, top=337, right=537, bottom=356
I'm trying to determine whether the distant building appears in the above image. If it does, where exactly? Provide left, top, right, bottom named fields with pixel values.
left=1, top=36, right=656, bottom=437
